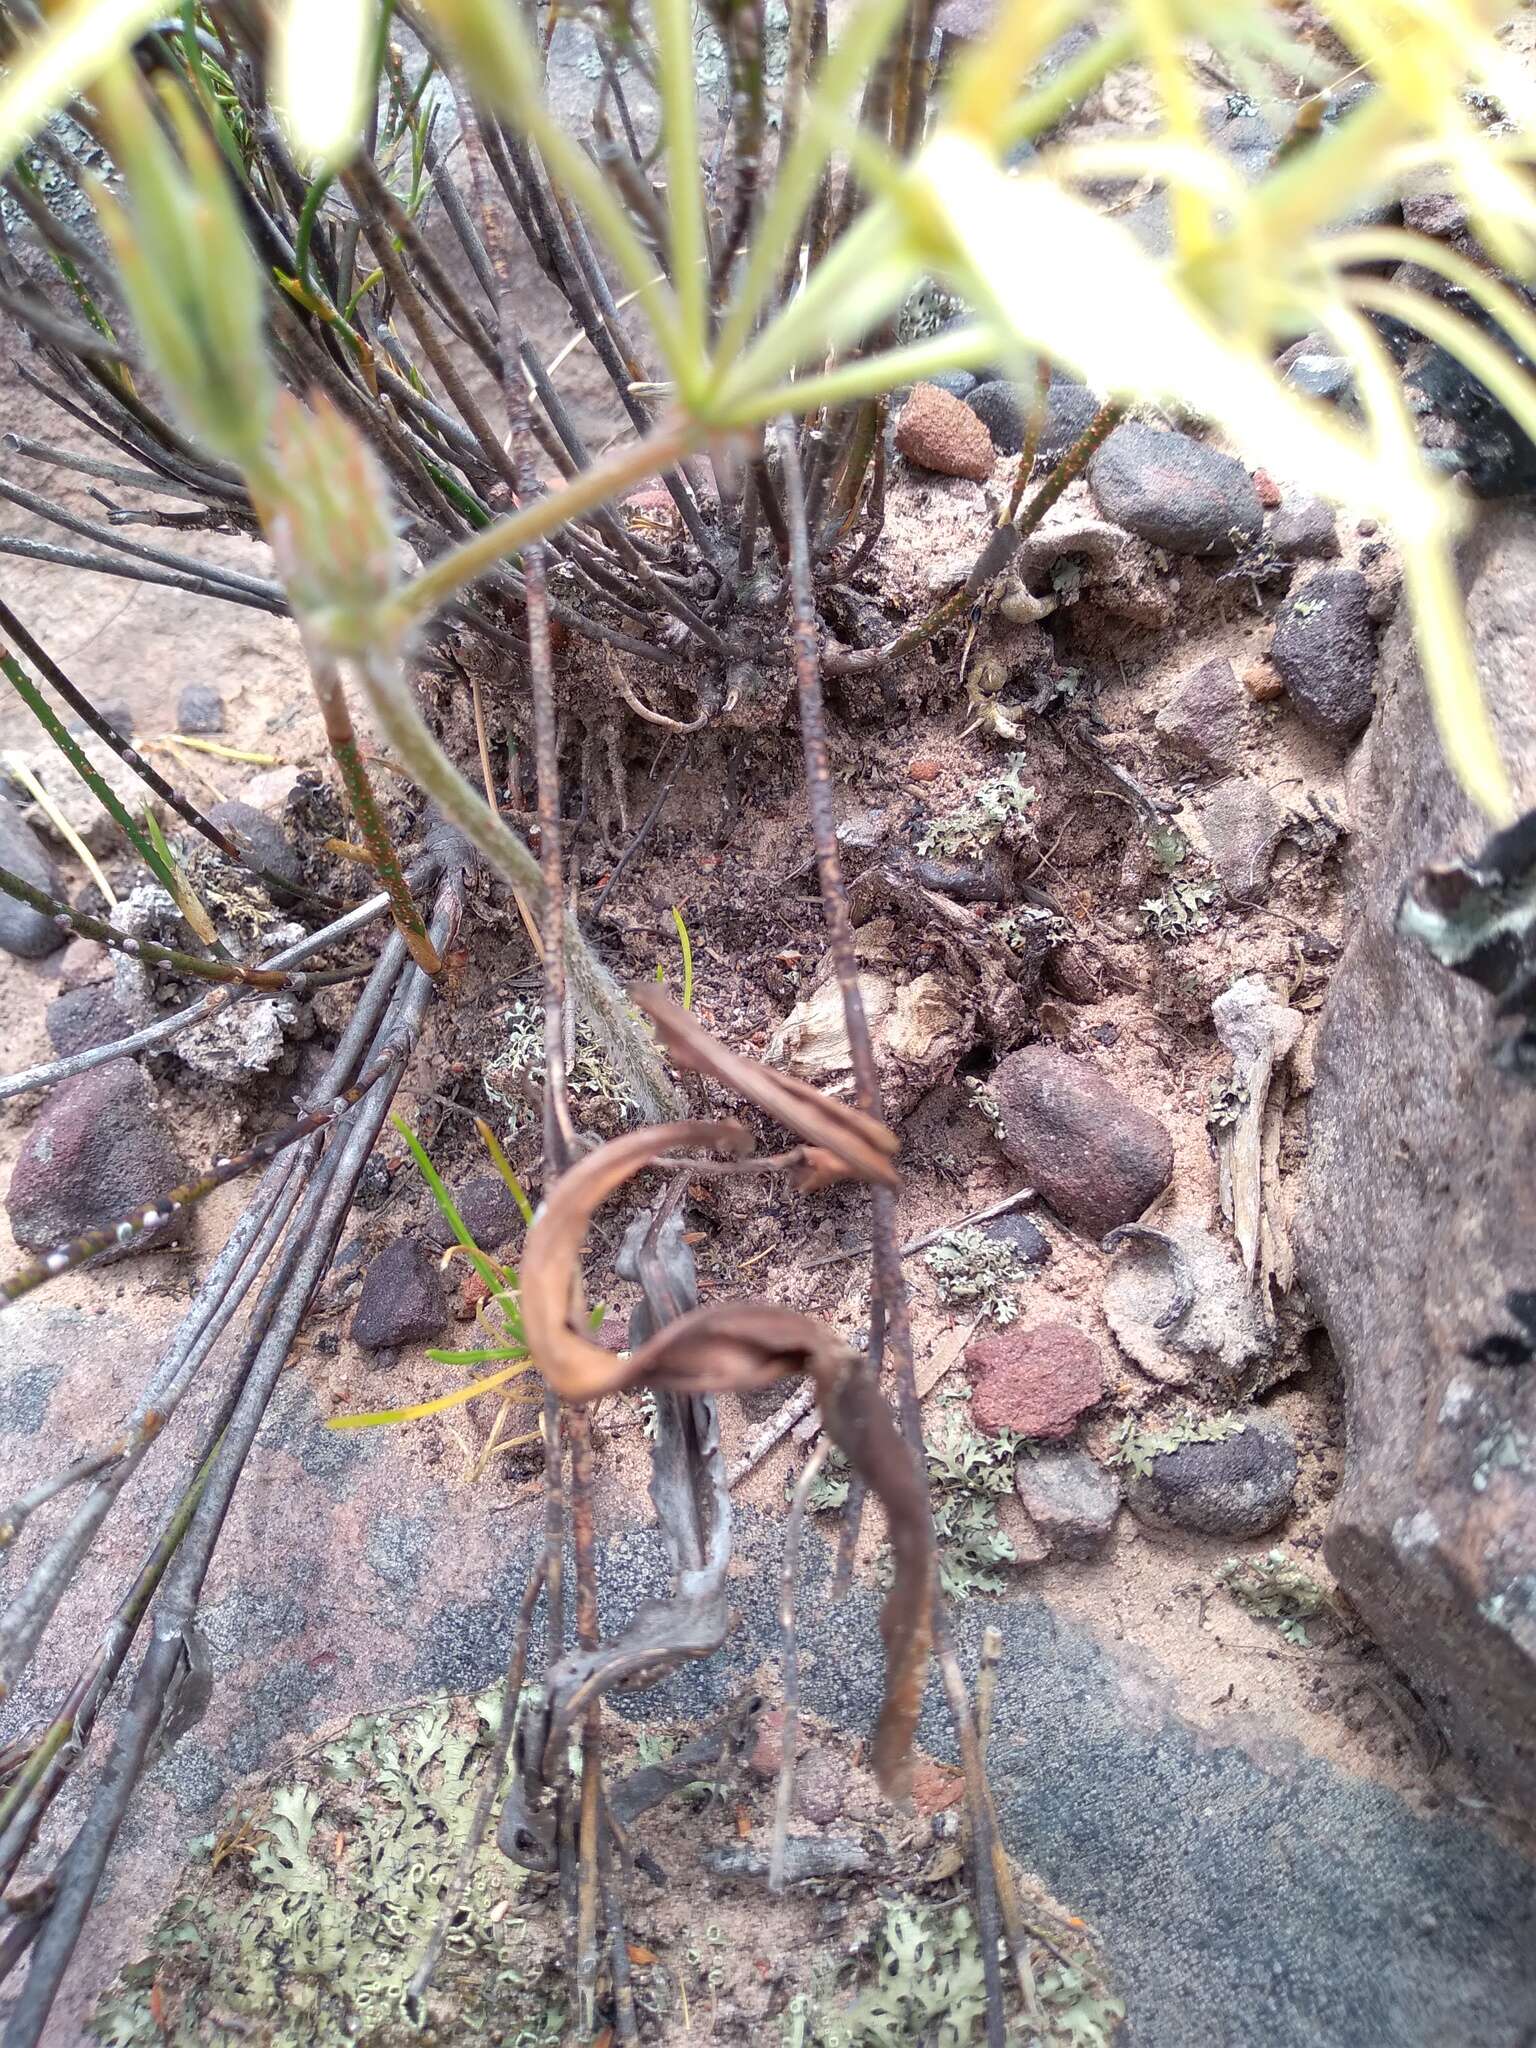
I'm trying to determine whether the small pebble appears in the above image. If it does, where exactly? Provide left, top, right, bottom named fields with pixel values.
left=352, top=1237, right=450, bottom=1351
left=894, top=383, right=994, bottom=482
left=1240, top=658, right=1285, bottom=703
left=908, top=759, right=942, bottom=782
left=176, top=682, right=226, bottom=735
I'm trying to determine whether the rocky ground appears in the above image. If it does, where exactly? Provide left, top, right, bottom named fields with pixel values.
left=3, top=37, right=1536, bottom=2048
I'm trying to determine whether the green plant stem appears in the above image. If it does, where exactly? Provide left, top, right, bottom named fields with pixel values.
left=0, top=650, right=174, bottom=898
left=293, top=168, right=335, bottom=292
left=308, top=653, right=441, bottom=976
left=384, top=411, right=703, bottom=631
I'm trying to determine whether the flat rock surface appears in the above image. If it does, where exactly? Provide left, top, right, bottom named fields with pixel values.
left=1297, top=506, right=1536, bottom=1821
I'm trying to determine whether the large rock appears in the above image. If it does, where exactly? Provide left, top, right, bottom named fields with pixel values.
left=991, top=1046, right=1173, bottom=1236
left=0, top=795, right=67, bottom=960
left=46, top=983, right=131, bottom=1058
left=1124, top=1412, right=1297, bottom=1538
left=964, top=376, right=1098, bottom=463
left=6, top=1059, right=188, bottom=1256
left=1296, top=506, right=1536, bottom=1822
left=893, top=383, right=994, bottom=482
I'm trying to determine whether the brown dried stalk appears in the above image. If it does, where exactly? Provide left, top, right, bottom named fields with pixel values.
left=518, top=1074, right=933, bottom=1797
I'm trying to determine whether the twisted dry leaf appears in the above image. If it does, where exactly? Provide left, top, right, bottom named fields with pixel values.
left=520, top=1023, right=931, bottom=1798
left=630, top=983, right=902, bottom=1190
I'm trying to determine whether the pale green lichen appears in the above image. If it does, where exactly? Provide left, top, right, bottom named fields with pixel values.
left=1139, top=879, right=1218, bottom=941
left=924, top=1225, right=1033, bottom=1324
left=91, top=1692, right=563, bottom=2048
left=1217, top=1549, right=1330, bottom=1647
left=926, top=1399, right=1026, bottom=1597
left=916, top=758, right=1035, bottom=861
left=995, top=903, right=1071, bottom=956
left=485, top=996, right=637, bottom=1137
left=784, top=1896, right=1124, bottom=2047
left=1108, top=1408, right=1246, bottom=1479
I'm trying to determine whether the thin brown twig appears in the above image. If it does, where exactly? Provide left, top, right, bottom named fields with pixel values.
left=779, top=415, right=1005, bottom=2048
left=307, top=653, right=442, bottom=975
left=804, top=1184, right=1037, bottom=1271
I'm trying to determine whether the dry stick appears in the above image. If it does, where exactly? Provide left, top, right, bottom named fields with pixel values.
left=777, top=419, right=1006, bottom=2048
left=0, top=1043, right=404, bottom=1306
left=0, top=530, right=285, bottom=614
left=2, top=873, right=464, bottom=2047
left=596, top=1793, right=641, bottom=2047
left=1004, top=358, right=1054, bottom=525
left=308, top=653, right=441, bottom=975
left=0, top=922, right=416, bottom=1708
left=775, top=419, right=923, bottom=1475
left=804, top=1184, right=1037, bottom=1272
left=406, top=1552, right=547, bottom=2011
left=971, top=1628, right=1044, bottom=2018
left=0, top=596, right=339, bottom=911
left=0, top=863, right=350, bottom=992
left=770, top=1439, right=829, bottom=1893
left=464, top=102, right=603, bottom=2029
left=0, top=474, right=283, bottom=606
left=822, top=397, right=1127, bottom=676
left=0, top=871, right=412, bottom=1102
left=2, top=433, right=212, bottom=503
left=569, top=1407, right=604, bottom=2038
left=726, top=1381, right=818, bottom=1488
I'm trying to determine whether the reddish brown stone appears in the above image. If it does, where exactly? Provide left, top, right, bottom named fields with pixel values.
left=967, top=1321, right=1104, bottom=1439
left=990, top=1046, right=1173, bottom=1237
left=1241, top=657, right=1285, bottom=703
left=907, top=758, right=943, bottom=782
left=745, top=1705, right=788, bottom=1781
left=909, top=1758, right=966, bottom=1815
left=894, top=383, right=995, bottom=482
left=1252, top=468, right=1282, bottom=508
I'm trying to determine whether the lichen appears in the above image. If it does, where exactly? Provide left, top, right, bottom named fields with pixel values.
left=91, top=1691, right=564, bottom=2047
left=923, top=1226, right=1032, bottom=1325
left=1216, top=1549, right=1330, bottom=1646
left=484, top=996, right=638, bottom=1138
left=1108, top=1408, right=1246, bottom=1479
left=915, top=758, right=1035, bottom=861
left=786, top=1895, right=1124, bottom=2047
left=1139, top=879, right=1217, bottom=940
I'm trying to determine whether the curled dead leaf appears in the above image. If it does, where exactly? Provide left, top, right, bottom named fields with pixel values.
left=630, top=984, right=902, bottom=1190
left=521, top=1013, right=930, bottom=1801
